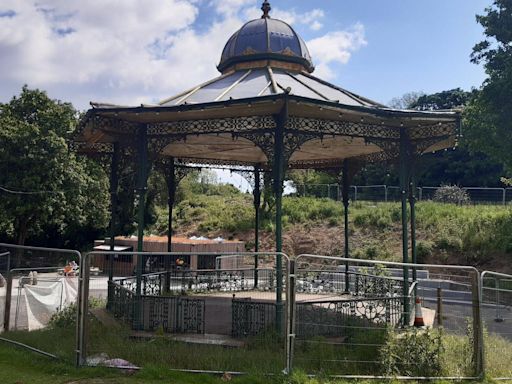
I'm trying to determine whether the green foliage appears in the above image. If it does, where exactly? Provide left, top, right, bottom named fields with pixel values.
left=0, top=87, right=109, bottom=248
left=380, top=327, right=444, bottom=377
left=48, top=297, right=105, bottom=329
left=416, top=240, right=434, bottom=263
left=352, top=205, right=397, bottom=230
left=48, top=303, right=78, bottom=329
left=465, top=0, right=512, bottom=172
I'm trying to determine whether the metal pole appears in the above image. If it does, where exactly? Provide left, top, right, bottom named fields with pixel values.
left=135, top=125, right=148, bottom=330
left=254, top=167, right=261, bottom=289
left=274, top=102, right=287, bottom=334
left=437, top=287, right=443, bottom=326
left=108, top=143, right=120, bottom=282
left=399, top=128, right=410, bottom=325
left=286, top=259, right=296, bottom=374
left=342, top=160, right=350, bottom=293
left=409, top=172, right=417, bottom=288
left=166, top=158, right=176, bottom=253
left=3, top=273, right=12, bottom=332
left=496, top=277, right=502, bottom=321
left=471, top=271, right=484, bottom=376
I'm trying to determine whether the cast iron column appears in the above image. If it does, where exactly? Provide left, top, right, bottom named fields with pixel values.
left=274, top=103, right=287, bottom=334
left=342, top=160, right=350, bottom=293
left=254, top=166, right=261, bottom=288
left=409, top=172, right=417, bottom=288
left=166, top=158, right=176, bottom=253
left=135, top=125, right=148, bottom=330
left=399, top=128, right=411, bottom=325
left=108, top=142, right=120, bottom=282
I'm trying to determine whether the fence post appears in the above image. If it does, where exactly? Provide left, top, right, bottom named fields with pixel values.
left=353, top=186, right=358, bottom=201
left=384, top=185, right=388, bottom=202
left=418, top=187, right=423, bottom=201
left=502, top=188, right=506, bottom=205
left=3, top=272, right=12, bottom=332
left=286, top=260, right=296, bottom=374
left=437, top=287, right=443, bottom=326
left=471, top=271, right=484, bottom=377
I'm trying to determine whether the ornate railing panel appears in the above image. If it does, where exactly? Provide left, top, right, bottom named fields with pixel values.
left=178, top=298, right=205, bottom=334
left=295, top=269, right=403, bottom=298
left=296, top=297, right=403, bottom=339
left=354, top=272, right=404, bottom=298
left=108, top=281, right=135, bottom=325
left=232, top=299, right=276, bottom=338
left=114, top=268, right=280, bottom=297
left=108, top=280, right=205, bottom=333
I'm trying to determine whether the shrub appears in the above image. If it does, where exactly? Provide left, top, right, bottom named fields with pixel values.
left=48, top=303, right=77, bottom=329
left=416, top=240, right=434, bottom=263
left=380, top=327, right=444, bottom=376
left=433, top=185, right=470, bottom=205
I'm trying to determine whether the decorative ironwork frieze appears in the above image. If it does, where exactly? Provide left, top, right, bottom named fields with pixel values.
left=148, top=115, right=276, bottom=135
left=286, top=116, right=400, bottom=140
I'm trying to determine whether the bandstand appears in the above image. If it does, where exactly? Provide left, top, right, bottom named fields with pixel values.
left=73, top=1, right=460, bottom=333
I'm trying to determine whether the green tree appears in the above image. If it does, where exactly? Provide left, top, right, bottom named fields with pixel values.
left=355, top=88, right=506, bottom=187
left=465, top=0, right=512, bottom=172
left=0, top=87, right=110, bottom=248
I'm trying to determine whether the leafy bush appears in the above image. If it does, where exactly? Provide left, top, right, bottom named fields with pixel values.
left=48, top=297, right=106, bottom=329
left=433, top=185, right=470, bottom=205
left=48, top=303, right=77, bottom=329
left=380, top=327, right=444, bottom=376
left=415, top=240, right=434, bottom=263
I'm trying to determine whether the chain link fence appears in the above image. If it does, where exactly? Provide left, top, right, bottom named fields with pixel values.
left=294, top=184, right=512, bottom=205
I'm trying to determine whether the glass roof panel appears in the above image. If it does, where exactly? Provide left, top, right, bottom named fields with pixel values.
left=184, top=71, right=247, bottom=104
left=295, top=74, right=373, bottom=106
left=272, top=70, right=325, bottom=100
left=219, top=69, right=272, bottom=100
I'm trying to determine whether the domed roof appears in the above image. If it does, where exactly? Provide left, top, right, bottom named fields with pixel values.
left=218, top=1, right=314, bottom=74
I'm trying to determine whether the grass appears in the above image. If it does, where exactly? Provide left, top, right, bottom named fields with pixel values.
left=146, top=190, right=512, bottom=267
left=0, top=341, right=501, bottom=384
left=3, top=310, right=511, bottom=382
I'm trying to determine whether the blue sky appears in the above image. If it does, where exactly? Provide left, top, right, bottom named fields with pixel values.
left=0, top=0, right=489, bottom=110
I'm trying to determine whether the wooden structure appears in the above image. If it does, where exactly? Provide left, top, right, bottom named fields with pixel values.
left=93, top=236, right=245, bottom=274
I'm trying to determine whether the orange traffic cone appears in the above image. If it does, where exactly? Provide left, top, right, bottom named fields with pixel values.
left=414, top=296, right=425, bottom=327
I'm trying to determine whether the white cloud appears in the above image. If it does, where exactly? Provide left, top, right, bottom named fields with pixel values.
left=307, top=23, right=367, bottom=79
left=0, top=1, right=365, bottom=109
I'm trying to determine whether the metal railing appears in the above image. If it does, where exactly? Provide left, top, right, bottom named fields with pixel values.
left=4, top=243, right=510, bottom=379
left=293, top=184, right=512, bottom=205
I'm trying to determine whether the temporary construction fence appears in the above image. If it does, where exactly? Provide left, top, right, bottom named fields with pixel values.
left=289, top=255, right=483, bottom=379
left=2, top=243, right=512, bottom=380
left=0, top=243, right=81, bottom=362
left=294, top=184, right=512, bottom=205
left=78, top=251, right=290, bottom=374
left=481, top=271, right=512, bottom=379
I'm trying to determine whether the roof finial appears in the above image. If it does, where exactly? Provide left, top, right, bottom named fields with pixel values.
left=261, top=1, right=271, bottom=18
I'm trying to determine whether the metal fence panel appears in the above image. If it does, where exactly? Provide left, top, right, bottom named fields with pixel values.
left=481, top=271, right=512, bottom=379
left=294, top=184, right=512, bottom=205
left=290, top=255, right=482, bottom=379
left=79, top=251, right=290, bottom=374
left=0, top=243, right=81, bottom=364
